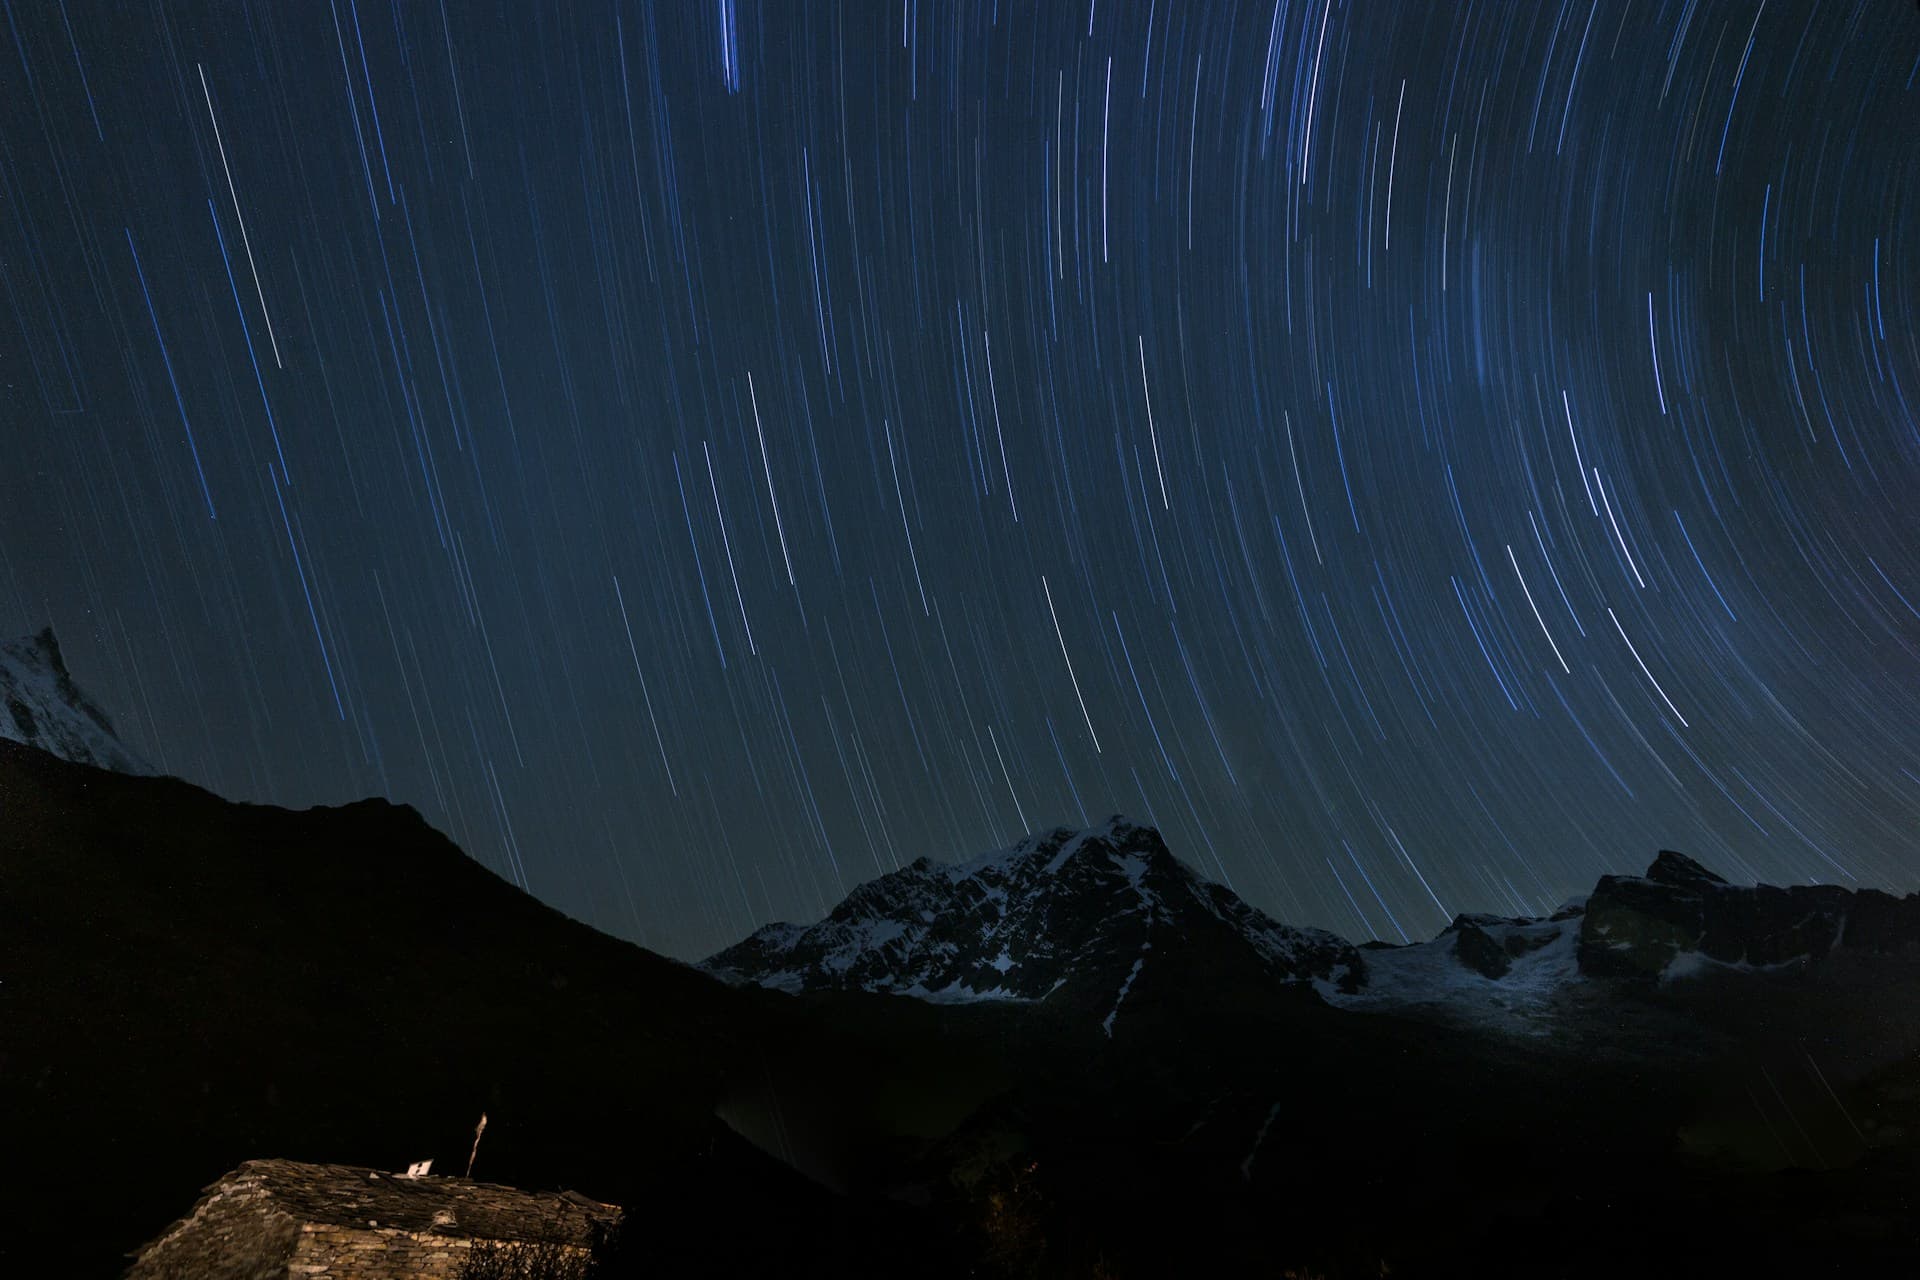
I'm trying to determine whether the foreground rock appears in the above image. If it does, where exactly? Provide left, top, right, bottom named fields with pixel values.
left=128, top=1159, right=620, bottom=1280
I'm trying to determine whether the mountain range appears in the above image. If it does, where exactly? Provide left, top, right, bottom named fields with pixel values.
left=704, top=811, right=1920, bottom=1047
left=7, top=627, right=1920, bottom=1277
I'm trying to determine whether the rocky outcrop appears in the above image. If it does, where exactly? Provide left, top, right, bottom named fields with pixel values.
left=1577, top=851, right=1920, bottom=981
left=1451, top=917, right=1518, bottom=979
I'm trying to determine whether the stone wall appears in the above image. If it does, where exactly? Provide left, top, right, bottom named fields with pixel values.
left=288, top=1223, right=592, bottom=1278
left=126, top=1181, right=302, bottom=1280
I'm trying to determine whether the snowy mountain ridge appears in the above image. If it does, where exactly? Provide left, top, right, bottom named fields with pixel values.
left=705, top=820, right=1920, bottom=1040
left=1320, top=903, right=1589, bottom=1034
left=702, top=815, right=1364, bottom=1011
left=0, top=628, right=150, bottom=775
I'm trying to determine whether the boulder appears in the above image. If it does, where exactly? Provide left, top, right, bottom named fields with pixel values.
left=1451, top=920, right=1512, bottom=980
left=1577, top=872, right=1707, bottom=980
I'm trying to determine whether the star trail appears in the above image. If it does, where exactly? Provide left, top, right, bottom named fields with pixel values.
left=3, top=2, right=1918, bottom=961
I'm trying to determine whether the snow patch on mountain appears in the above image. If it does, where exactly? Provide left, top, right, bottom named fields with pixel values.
left=1042, top=828, right=1095, bottom=874
left=1320, top=912, right=1585, bottom=1034
left=1101, top=953, right=1147, bottom=1038
left=1239, top=1100, right=1283, bottom=1182
left=901, top=979, right=1040, bottom=1004
left=0, top=628, right=151, bottom=775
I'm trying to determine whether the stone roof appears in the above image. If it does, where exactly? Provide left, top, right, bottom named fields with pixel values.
left=167, top=1159, right=621, bottom=1245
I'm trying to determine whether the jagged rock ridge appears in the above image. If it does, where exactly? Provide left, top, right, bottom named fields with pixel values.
left=0, top=627, right=150, bottom=774
left=1579, top=849, right=1920, bottom=980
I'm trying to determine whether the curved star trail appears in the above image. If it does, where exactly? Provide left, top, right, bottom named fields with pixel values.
left=2, top=3, right=1918, bottom=959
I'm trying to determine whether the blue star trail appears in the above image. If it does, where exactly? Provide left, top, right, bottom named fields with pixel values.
left=2, top=2, right=1918, bottom=961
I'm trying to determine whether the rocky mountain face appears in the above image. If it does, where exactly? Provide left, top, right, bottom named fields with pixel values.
left=703, top=816, right=1366, bottom=1023
left=1579, top=849, right=1920, bottom=978
left=0, top=627, right=150, bottom=774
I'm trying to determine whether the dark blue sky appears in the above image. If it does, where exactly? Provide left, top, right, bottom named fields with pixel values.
left=4, top=1, right=1918, bottom=960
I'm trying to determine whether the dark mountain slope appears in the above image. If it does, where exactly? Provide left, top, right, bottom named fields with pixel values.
left=0, top=740, right=945, bottom=1277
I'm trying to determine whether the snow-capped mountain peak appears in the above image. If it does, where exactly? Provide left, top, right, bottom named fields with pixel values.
left=701, top=816, right=1364, bottom=1007
left=0, top=628, right=151, bottom=775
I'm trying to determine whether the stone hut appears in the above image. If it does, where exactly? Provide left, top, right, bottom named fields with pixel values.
left=126, top=1159, right=623, bottom=1279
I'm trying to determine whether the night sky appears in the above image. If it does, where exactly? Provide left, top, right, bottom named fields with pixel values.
left=4, top=2, right=1919, bottom=961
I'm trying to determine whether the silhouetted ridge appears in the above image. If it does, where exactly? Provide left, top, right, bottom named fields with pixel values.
left=0, top=740, right=769, bottom=1275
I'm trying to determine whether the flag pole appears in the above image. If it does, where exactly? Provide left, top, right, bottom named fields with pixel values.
left=465, top=1112, right=488, bottom=1179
